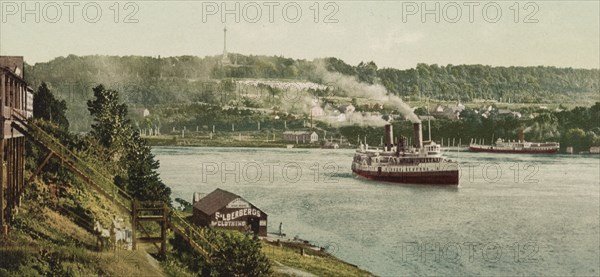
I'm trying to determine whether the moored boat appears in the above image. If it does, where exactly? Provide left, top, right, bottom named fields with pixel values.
left=469, top=130, right=559, bottom=154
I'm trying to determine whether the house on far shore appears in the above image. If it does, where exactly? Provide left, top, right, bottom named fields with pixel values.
left=418, top=115, right=436, bottom=122
left=431, top=103, right=465, bottom=120
left=132, top=107, right=150, bottom=117
left=192, top=188, right=267, bottom=236
left=497, top=109, right=522, bottom=119
left=283, top=131, right=318, bottom=143
left=338, top=104, right=355, bottom=114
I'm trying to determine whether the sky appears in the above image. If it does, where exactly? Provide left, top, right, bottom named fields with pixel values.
left=1, top=1, right=599, bottom=69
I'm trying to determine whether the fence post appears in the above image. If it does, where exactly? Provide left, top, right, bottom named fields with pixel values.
left=161, top=204, right=167, bottom=257
left=0, top=138, right=4, bottom=235
left=131, top=200, right=137, bottom=250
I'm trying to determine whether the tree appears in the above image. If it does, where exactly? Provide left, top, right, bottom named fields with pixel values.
left=87, top=85, right=131, bottom=150
left=356, top=61, right=378, bottom=84
left=209, top=233, right=271, bottom=276
left=414, top=107, right=428, bottom=116
left=87, top=84, right=171, bottom=203
left=126, top=131, right=171, bottom=203
left=29, top=83, right=77, bottom=187
left=33, top=82, right=69, bottom=129
left=174, top=198, right=192, bottom=212
left=563, top=128, right=587, bottom=152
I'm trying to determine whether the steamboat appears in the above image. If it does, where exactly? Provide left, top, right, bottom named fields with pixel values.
left=351, top=123, right=460, bottom=185
left=469, top=130, right=559, bottom=154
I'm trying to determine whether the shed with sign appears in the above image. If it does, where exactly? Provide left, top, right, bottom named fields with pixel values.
left=192, top=188, right=267, bottom=236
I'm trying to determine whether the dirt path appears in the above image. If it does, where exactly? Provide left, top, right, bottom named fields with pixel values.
left=138, top=244, right=167, bottom=276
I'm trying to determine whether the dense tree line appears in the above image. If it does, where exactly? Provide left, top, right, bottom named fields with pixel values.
left=339, top=102, right=600, bottom=153
left=25, top=56, right=599, bottom=106
left=325, top=57, right=599, bottom=103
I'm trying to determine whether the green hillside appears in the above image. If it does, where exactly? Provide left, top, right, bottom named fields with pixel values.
left=24, top=55, right=600, bottom=131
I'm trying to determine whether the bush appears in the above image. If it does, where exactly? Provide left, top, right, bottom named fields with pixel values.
left=209, top=232, right=271, bottom=277
left=170, top=230, right=271, bottom=277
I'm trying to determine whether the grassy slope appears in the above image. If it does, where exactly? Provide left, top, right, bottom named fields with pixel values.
left=159, top=238, right=374, bottom=277
left=0, top=180, right=164, bottom=276
left=160, top=211, right=373, bottom=276
left=263, top=242, right=373, bottom=277
left=2, top=179, right=374, bottom=277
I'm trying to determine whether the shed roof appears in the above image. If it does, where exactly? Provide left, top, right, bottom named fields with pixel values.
left=193, top=188, right=241, bottom=215
left=283, top=131, right=315, bottom=135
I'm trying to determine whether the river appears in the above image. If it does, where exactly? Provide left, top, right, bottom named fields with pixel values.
left=154, top=146, right=599, bottom=276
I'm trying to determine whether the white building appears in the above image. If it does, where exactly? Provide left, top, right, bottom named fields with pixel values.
left=282, top=131, right=318, bottom=143
left=338, top=104, right=355, bottom=114
left=311, top=105, right=324, bottom=117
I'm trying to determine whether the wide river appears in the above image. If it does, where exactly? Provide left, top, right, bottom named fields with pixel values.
left=154, top=146, right=599, bottom=276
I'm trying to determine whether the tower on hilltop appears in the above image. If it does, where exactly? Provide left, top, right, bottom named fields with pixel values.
left=221, top=26, right=230, bottom=65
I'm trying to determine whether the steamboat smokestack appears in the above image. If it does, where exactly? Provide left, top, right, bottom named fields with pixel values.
left=384, top=124, right=393, bottom=151
left=413, top=122, right=423, bottom=149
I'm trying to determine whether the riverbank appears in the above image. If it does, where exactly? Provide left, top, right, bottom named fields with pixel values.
left=145, top=136, right=316, bottom=148
left=262, top=239, right=374, bottom=277
left=144, top=135, right=355, bottom=149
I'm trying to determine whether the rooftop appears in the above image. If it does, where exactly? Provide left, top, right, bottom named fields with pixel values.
left=193, top=188, right=239, bottom=215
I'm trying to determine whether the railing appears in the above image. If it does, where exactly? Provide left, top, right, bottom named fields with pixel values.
left=11, top=110, right=218, bottom=262
left=11, top=111, right=132, bottom=212
left=169, top=211, right=217, bottom=260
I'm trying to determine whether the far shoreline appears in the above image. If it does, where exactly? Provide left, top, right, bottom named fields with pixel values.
left=148, top=139, right=600, bottom=156
left=144, top=136, right=355, bottom=149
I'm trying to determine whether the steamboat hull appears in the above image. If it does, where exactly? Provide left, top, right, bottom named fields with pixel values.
left=469, top=146, right=558, bottom=154
left=352, top=168, right=459, bottom=185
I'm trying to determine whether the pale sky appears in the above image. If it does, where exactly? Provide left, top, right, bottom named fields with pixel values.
left=1, top=1, right=598, bottom=69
